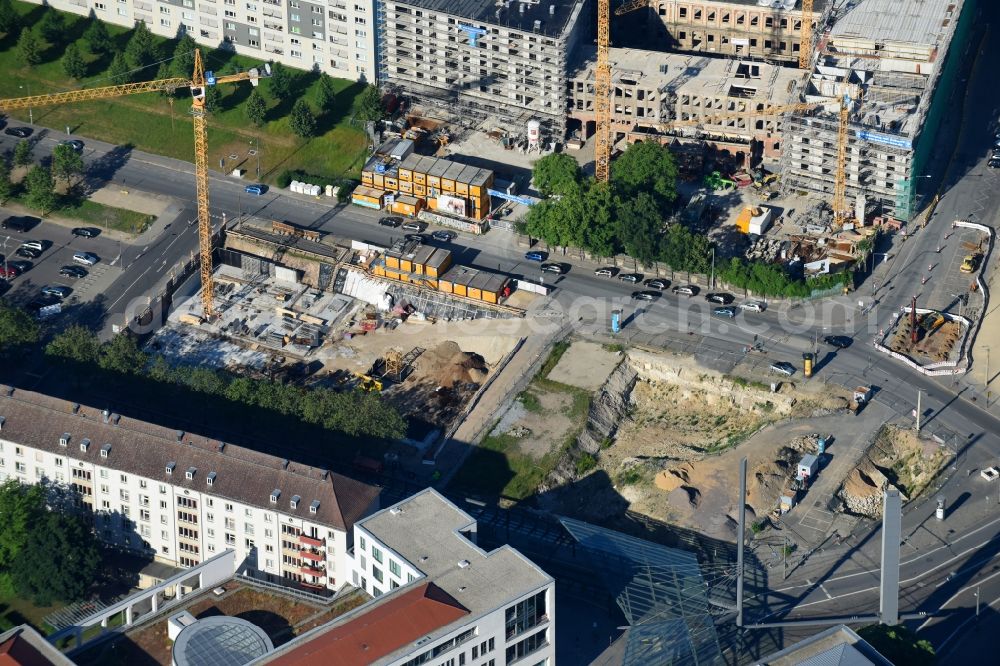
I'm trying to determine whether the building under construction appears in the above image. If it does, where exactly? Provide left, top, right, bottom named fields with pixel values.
left=781, top=0, right=977, bottom=222
left=377, top=0, right=588, bottom=137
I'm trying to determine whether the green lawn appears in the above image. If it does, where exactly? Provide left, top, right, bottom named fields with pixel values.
left=1, top=2, right=369, bottom=184
left=0, top=589, right=61, bottom=635
left=54, top=198, right=155, bottom=234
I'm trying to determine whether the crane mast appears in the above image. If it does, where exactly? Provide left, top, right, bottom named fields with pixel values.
left=800, top=0, right=814, bottom=69
left=594, top=0, right=612, bottom=183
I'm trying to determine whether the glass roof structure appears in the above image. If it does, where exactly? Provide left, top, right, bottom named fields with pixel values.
left=173, top=615, right=274, bottom=666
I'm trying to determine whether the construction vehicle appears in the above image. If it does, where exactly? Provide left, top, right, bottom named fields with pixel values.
left=960, top=255, right=978, bottom=273
left=704, top=171, right=735, bottom=191
left=849, top=386, right=872, bottom=414
left=0, top=51, right=269, bottom=318
left=352, top=372, right=383, bottom=392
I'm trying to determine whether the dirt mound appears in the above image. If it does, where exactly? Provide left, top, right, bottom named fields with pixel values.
left=668, top=485, right=701, bottom=508
left=655, top=464, right=695, bottom=492
left=419, top=341, right=489, bottom=388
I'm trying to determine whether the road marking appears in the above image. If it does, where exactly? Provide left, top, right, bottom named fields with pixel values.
left=919, top=565, right=1000, bottom=632
left=819, top=584, right=832, bottom=600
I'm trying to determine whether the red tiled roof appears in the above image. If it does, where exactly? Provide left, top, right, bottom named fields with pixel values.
left=271, top=583, right=469, bottom=666
left=0, top=632, right=55, bottom=666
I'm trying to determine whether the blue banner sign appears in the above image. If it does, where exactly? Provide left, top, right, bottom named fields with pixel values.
left=858, top=130, right=912, bottom=150
left=488, top=188, right=535, bottom=206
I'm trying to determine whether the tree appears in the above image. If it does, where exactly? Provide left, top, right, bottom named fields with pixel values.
left=23, top=165, right=56, bottom=213
left=857, top=625, right=935, bottom=666
left=268, top=62, right=292, bottom=99
left=172, top=33, right=197, bottom=77
left=61, top=43, right=87, bottom=79
left=289, top=99, right=317, bottom=138
left=15, top=28, right=41, bottom=66
left=52, top=143, right=85, bottom=185
left=0, top=0, right=19, bottom=36
left=315, top=73, right=337, bottom=113
left=124, top=20, right=158, bottom=74
left=37, top=9, right=64, bottom=43
left=46, top=325, right=101, bottom=364
left=0, top=158, right=12, bottom=203
left=204, top=84, right=222, bottom=113
left=580, top=182, right=617, bottom=257
left=245, top=88, right=267, bottom=127
left=83, top=14, right=113, bottom=54
left=532, top=153, right=581, bottom=197
left=0, top=480, right=45, bottom=573
left=11, top=510, right=101, bottom=605
left=107, top=52, right=131, bottom=85
left=0, top=300, right=39, bottom=354
left=617, top=192, right=663, bottom=265
left=99, top=334, right=149, bottom=374
left=355, top=84, right=383, bottom=122
left=12, top=140, right=30, bottom=168
left=611, top=141, right=679, bottom=206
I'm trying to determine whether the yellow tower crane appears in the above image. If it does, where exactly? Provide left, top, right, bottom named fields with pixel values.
left=800, top=0, right=814, bottom=70
left=832, top=93, right=852, bottom=226
left=594, top=0, right=613, bottom=183
left=0, top=50, right=270, bottom=318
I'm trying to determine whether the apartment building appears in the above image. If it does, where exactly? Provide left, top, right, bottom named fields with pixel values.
left=630, top=0, right=827, bottom=65
left=379, top=0, right=588, bottom=137
left=0, top=387, right=381, bottom=594
left=260, top=488, right=555, bottom=666
left=568, top=46, right=801, bottom=159
left=28, top=0, right=376, bottom=82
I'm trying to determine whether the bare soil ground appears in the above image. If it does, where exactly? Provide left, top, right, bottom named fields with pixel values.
left=546, top=341, right=622, bottom=391
left=887, top=315, right=964, bottom=365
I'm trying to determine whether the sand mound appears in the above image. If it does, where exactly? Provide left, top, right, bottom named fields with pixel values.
left=655, top=463, right=694, bottom=492
left=419, top=341, right=489, bottom=388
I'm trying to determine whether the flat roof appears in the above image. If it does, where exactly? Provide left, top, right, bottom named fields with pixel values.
left=0, top=625, right=75, bottom=666
left=392, top=0, right=584, bottom=39
left=441, top=266, right=508, bottom=293
left=830, top=0, right=960, bottom=47
left=761, top=625, right=894, bottom=666
left=397, top=154, right=492, bottom=186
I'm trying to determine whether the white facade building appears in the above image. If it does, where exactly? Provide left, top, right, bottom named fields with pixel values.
left=26, top=0, right=376, bottom=82
left=0, top=387, right=380, bottom=595
left=259, top=488, right=555, bottom=666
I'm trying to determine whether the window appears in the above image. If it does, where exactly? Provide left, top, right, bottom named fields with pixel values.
left=506, top=630, right=546, bottom=663
left=225, top=503, right=234, bottom=512
left=140, top=509, right=150, bottom=522
left=371, top=546, right=383, bottom=564
left=159, top=484, right=167, bottom=494
left=359, top=536, right=366, bottom=551
left=407, top=573, right=416, bottom=583
left=245, top=538, right=255, bottom=550
left=207, top=512, right=214, bottom=522
left=120, top=489, right=130, bottom=501
left=225, top=11, right=236, bottom=18
left=390, top=560, right=401, bottom=577
left=225, top=533, right=236, bottom=545
left=14, top=461, right=25, bottom=473
left=54, top=458, right=63, bottom=467
left=207, top=528, right=215, bottom=538
left=160, top=5, right=169, bottom=13
left=291, top=49, right=301, bottom=58
left=100, top=484, right=109, bottom=494
left=244, top=523, right=254, bottom=535
left=225, top=517, right=235, bottom=529
left=117, top=5, right=126, bottom=14
left=372, top=567, right=383, bottom=583
left=290, top=12, right=300, bottom=20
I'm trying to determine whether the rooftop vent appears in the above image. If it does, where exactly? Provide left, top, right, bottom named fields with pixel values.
left=290, top=495, right=301, bottom=510
left=533, top=19, right=541, bottom=30
left=270, top=489, right=281, bottom=503
left=321, top=470, right=329, bottom=480
left=282, top=459, right=290, bottom=470
left=0, top=416, right=5, bottom=431
left=217, top=442, right=226, bottom=453
left=390, top=507, right=402, bottom=516
left=100, top=443, right=111, bottom=459
left=420, top=555, right=429, bottom=563
left=102, top=409, right=110, bottom=424
left=519, top=3, right=524, bottom=13
left=457, top=559, right=470, bottom=568
left=166, top=461, right=176, bottom=475
left=549, top=3, right=555, bottom=15
left=186, top=467, right=197, bottom=480
left=310, top=500, right=320, bottom=514
left=112, top=413, right=121, bottom=425
left=176, top=430, right=185, bottom=442
left=72, top=403, right=80, bottom=414
left=60, top=433, right=71, bottom=447
left=207, top=471, right=217, bottom=486
left=80, top=439, right=90, bottom=452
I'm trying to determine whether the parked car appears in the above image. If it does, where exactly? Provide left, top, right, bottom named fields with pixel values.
left=378, top=216, right=402, bottom=228
left=26, top=297, right=59, bottom=314
left=0, top=264, right=22, bottom=279
left=20, top=240, right=44, bottom=252
left=402, top=221, right=425, bottom=232
left=41, top=285, right=72, bottom=300
left=631, top=290, right=659, bottom=301
left=644, top=279, right=668, bottom=290
left=431, top=230, right=455, bottom=242
left=824, top=335, right=853, bottom=349
left=72, top=227, right=100, bottom=238
left=989, top=158, right=1000, bottom=169
left=4, top=126, right=32, bottom=138
left=8, top=260, right=31, bottom=274
left=740, top=301, right=765, bottom=312
left=1, top=216, right=34, bottom=231
left=713, top=306, right=736, bottom=318
left=770, top=361, right=796, bottom=376
left=524, top=250, right=547, bottom=262
left=60, top=139, right=84, bottom=152
left=15, top=247, right=41, bottom=259
left=705, top=292, right=734, bottom=305
left=541, top=263, right=565, bottom=274
left=59, top=265, right=88, bottom=279
left=672, top=285, right=696, bottom=296
left=404, top=233, right=425, bottom=243
left=72, top=252, right=99, bottom=266
left=594, top=267, right=615, bottom=278
left=244, top=184, right=266, bottom=195
left=618, top=273, right=641, bottom=283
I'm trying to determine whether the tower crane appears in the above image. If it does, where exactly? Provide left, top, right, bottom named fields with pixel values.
left=594, top=0, right=612, bottom=182
left=800, top=0, right=814, bottom=69
left=0, top=50, right=270, bottom=318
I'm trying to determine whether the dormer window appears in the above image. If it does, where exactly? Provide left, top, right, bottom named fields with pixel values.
left=60, top=433, right=71, bottom=447
left=310, top=500, right=320, bottom=514
left=270, top=489, right=280, bottom=503
left=290, top=495, right=300, bottom=510
left=186, top=467, right=196, bottom=480
left=80, top=439, right=90, bottom=452
left=100, top=443, right=111, bottom=459
left=166, top=462, right=176, bottom=475
left=207, top=472, right=217, bottom=486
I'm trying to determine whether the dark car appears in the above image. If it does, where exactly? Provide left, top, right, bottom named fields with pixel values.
left=705, top=292, right=734, bottom=305
left=41, top=285, right=72, bottom=300
left=15, top=246, right=41, bottom=259
left=1, top=216, right=35, bottom=232
left=431, top=230, right=455, bottom=242
left=60, top=139, right=84, bottom=152
left=4, top=127, right=32, bottom=138
left=8, top=260, right=31, bottom=273
left=378, top=216, right=403, bottom=228
left=770, top=361, right=796, bottom=377
left=644, top=279, right=668, bottom=290
left=59, top=265, right=88, bottom=279
left=618, top=273, right=641, bottom=283
left=712, top=306, right=736, bottom=318
left=405, top=233, right=425, bottom=242
left=631, top=290, right=659, bottom=301
left=989, top=158, right=1000, bottom=169
left=524, top=250, right=547, bottom=262
left=541, top=263, right=565, bottom=275
left=824, top=335, right=853, bottom=349
left=72, top=227, right=100, bottom=238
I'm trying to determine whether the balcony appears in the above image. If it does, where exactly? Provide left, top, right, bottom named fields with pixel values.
left=300, top=550, right=324, bottom=562
left=300, top=565, right=325, bottom=577
left=299, top=534, right=324, bottom=548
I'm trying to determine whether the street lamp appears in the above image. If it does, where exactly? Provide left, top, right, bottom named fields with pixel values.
left=18, top=84, right=32, bottom=125
left=2, top=236, right=9, bottom=279
left=250, top=137, right=261, bottom=180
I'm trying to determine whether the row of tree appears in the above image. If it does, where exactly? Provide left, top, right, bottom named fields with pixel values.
left=0, top=480, right=101, bottom=606
left=45, top=326, right=407, bottom=440
left=0, top=141, right=87, bottom=213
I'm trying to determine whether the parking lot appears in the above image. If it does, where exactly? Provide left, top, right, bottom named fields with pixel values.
left=0, top=213, right=123, bottom=310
